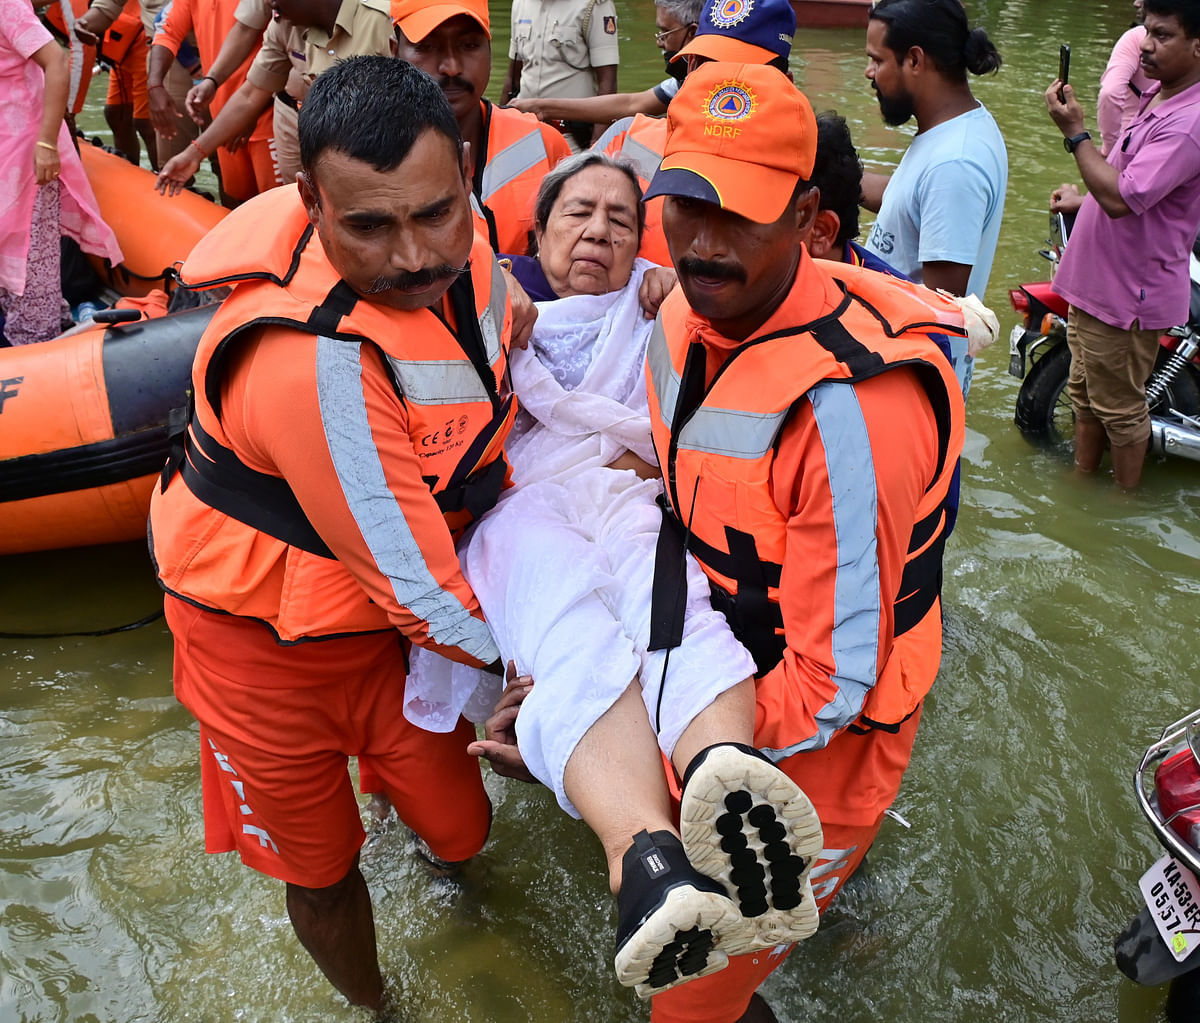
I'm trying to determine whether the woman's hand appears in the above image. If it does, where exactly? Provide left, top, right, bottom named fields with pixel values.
left=638, top=265, right=677, bottom=319
left=507, top=97, right=544, bottom=118
left=500, top=264, right=537, bottom=349
left=466, top=661, right=538, bottom=783
left=34, top=141, right=60, bottom=186
left=156, top=148, right=202, bottom=196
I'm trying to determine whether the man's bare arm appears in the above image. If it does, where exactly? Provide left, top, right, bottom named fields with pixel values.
left=860, top=171, right=890, bottom=212
left=510, top=88, right=665, bottom=125
left=1045, top=81, right=1132, bottom=218
left=594, top=64, right=617, bottom=95
left=921, top=261, right=973, bottom=298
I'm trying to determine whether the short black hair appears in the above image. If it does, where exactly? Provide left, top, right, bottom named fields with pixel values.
left=298, top=56, right=462, bottom=176
left=811, top=112, right=862, bottom=249
left=1143, top=0, right=1200, bottom=38
left=870, top=0, right=1002, bottom=79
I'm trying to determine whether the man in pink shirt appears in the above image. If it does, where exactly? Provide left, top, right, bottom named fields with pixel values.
left=1045, top=0, right=1200, bottom=489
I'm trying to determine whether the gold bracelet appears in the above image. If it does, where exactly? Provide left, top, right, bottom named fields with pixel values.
left=35, top=141, right=58, bottom=152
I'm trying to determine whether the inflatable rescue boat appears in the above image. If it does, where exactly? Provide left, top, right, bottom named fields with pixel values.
left=0, top=306, right=215, bottom=555
left=78, top=141, right=227, bottom=297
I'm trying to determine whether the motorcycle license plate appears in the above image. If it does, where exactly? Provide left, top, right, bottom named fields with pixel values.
left=1139, top=854, right=1200, bottom=962
left=1007, top=324, right=1026, bottom=378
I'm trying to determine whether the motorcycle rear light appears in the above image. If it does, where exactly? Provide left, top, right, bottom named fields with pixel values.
left=1156, top=747, right=1200, bottom=852
left=1040, top=313, right=1064, bottom=335
left=1009, top=288, right=1029, bottom=316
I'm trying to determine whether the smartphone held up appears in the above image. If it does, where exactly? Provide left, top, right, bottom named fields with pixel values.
left=1058, top=44, right=1071, bottom=103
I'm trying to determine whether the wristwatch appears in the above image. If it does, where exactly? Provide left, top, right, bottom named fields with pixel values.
left=1064, top=131, right=1092, bottom=154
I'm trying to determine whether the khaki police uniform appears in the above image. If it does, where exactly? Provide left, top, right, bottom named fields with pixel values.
left=241, top=0, right=392, bottom=180
left=508, top=0, right=619, bottom=100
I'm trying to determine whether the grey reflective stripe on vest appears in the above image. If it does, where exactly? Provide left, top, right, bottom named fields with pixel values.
left=594, top=116, right=634, bottom=157
left=646, top=317, right=680, bottom=423
left=619, top=133, right=663, bottom=183
left=384, top=260, right=507, bottom=406
left=481, top=257, right=507, bottom=362
left=760, top=382, right=880, bottom=761
left=647, top=319, right=787, bottom=458
left=480, top=131, right=550, bottom=202
left=314, top=336, right=500, bottom=663
left=677, top=407, right=787, bottom=459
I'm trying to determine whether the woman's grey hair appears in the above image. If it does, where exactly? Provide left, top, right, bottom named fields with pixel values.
left=530, top=151, right=646, bottom=255
left=656, top=0, right=704, bottom=27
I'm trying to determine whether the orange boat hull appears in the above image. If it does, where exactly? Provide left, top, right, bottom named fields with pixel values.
left=0, top=306, right=216, bottom=555
left=78, top=142, right=227, bottom=297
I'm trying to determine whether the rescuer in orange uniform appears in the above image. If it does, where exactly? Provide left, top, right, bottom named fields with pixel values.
left=390, top=0, right=570, bottom=256
left=148, top=57, right=528, bottom=1011
left=639, top=63, right=967, bottom=1022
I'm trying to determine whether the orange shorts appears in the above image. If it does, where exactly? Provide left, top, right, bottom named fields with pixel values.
left=166, top=596, right=492, bottom=888
left=651, top=816, right=881, bottom=1023
left=213, top=104, right=279, bottom=203
left=104, top=29, right=149, bottom=120
left=216, top=137, right=282, bottom=204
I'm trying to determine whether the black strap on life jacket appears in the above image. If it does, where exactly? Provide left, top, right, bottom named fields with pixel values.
left=893, top=505, right=946, bottom=636
left=648, top=340, right=710, bottom=654
left=472, top=102, right=502, bottom=254
left=173, top=406, right=336, bottom=558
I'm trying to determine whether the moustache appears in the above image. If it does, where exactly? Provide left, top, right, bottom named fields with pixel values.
left=366, top=261, right=470, bottom=294
left=439, top=76, right=475, bottom=95
left=678, top=257, right=747, bottom=284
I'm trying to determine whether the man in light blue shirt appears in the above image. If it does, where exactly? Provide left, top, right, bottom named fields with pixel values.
left=861, top=0, right=1008, bottom=396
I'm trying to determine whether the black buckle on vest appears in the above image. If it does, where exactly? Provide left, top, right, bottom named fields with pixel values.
left=160, top=400, right=192, bottom=493
left=434, top=456, right=508, bottom=521
left=307, top=280, right=360, bottom=336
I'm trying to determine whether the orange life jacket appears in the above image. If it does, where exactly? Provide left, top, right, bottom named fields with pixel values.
left=102, top=2, right=144, bottom=66
left=150, top=185, right=513, bottom=643
left=597, top=114, right=670, bottom=266
left=647, top=261, right=965, bottom=741
left=472, top=101, right=569, bottom=255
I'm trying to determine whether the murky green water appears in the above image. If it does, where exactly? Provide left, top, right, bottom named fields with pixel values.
left=4, top=1, right=1200, bottom=1020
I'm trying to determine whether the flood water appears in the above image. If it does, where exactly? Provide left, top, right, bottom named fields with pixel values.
left=3, top=1, right=1199, bottom=1021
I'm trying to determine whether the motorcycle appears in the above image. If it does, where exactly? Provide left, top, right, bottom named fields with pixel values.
left=1114, top=711, right=1200, bottom=1021
left=1006, top=214, right=1200, bottom=460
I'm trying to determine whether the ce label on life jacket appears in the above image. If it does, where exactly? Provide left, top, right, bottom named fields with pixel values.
left=1139, top=854, right=1200, bottom=962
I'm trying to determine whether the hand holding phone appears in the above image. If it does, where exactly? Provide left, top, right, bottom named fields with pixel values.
left=1058, top=44, right=1071, bottom=103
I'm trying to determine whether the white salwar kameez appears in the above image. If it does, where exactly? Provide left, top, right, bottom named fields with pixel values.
left=405, top=261, right=755, bottom=816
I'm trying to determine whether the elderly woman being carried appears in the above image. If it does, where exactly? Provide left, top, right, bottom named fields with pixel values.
left=406, top=152, right=824, bottom=999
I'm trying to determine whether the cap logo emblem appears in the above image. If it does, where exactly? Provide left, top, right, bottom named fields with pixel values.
left=706, top=82, right=755, bottom=121
left=709, top=0, right=753, bottom=29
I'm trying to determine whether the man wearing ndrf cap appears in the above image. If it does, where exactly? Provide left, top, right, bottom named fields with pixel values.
left=593, top=0, right=796, bottom=265
left=391, top=0, right=571, bottom=255
left=641, top=62, right=966, bottom=1023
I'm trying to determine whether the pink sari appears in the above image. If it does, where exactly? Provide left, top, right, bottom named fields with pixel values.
left=0, top=0, right=122, bottom=299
